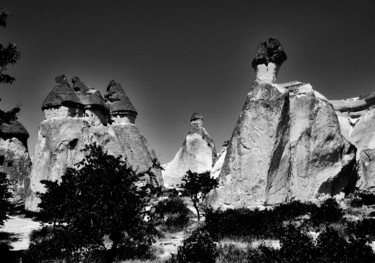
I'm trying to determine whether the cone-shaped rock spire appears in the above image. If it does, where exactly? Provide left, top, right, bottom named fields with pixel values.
left=163, top=113, right=216, bottom=188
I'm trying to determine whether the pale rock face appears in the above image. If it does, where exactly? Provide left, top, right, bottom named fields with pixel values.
left=209, top=80, right=356, bottom=209
left=330, top=92, right=375, bottom=190
left=0, top=137, right=31, bottom=204
left=255, top=63, right=280, bottom=83
left=25, top=116, right=163, bottom=211
left=211, top=146, right=227, bottom=179
left=162, top=116, right=216, bottom=188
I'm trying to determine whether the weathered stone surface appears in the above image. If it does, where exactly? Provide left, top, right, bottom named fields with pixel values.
left=162, top=113, right=216, bottom=188
left=333, top=101, right=375, bottom=190
left=25, top=77, right=162, bottom=211
left=209, top=39, right=356, bottom=209
left=0, top=108, right=31, bottom=204
left=0, top=137, right=31, bottom=204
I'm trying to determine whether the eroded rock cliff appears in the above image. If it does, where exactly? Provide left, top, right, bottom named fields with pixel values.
left=331, top=93, right=375, bottom=190
left=162, top=113, right=216, bottom=188
left=209, top=39, right=357, bottom=209
left=25, top=77, right=162, bottom=211
left=0, top=106, right=31, bottom=204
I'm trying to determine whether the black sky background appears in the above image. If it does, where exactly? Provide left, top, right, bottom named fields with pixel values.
left=1, top=0, right=375, bottom=163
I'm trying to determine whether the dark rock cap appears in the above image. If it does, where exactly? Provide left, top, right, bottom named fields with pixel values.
left=0, top=120, right=29, bottom=147
left=104, top=80, right=137, bottom=117
left=190, top=113, right=203, bottom=122
left=71, top=76, right=108, bottom=111
left=251, top=38, right=287, bottom=68
left=41, top=75, right=81, bottom=110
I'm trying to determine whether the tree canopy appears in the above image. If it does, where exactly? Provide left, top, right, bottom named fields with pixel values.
left=28, top=144, right=159, bottom=262
left=0, top=9, right=20, bottom=85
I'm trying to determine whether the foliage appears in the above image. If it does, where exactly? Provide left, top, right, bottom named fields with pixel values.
left=0, top=172, right=13, bottom=226
left=346, top=218, right=375, bottom=240
left=350, top=190, right=375, bottom=207
left=168, top=229, right=218, bottom=263
left=180, top=170, right=218, bottom=221
left=245, top=225, right=375, bottom=263
left=0, top=9, right=20, bottom=84
left=154, top=196, right=190, bottom=232
left=204, top=200, right=317, bottom=240
left=310, top=198, right=343, bottom=225
left=216, top=243, right=249, bottom=263
left=26, top=144, right=159, bottom=262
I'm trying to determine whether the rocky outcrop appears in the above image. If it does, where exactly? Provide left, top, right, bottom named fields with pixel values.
left=25, top=76, right=162, bottom=211
left=0, top=106, right=31, bottom=204
left=209, top=39, right=357, bottom=209
left=331, top=93, right=375, bottom=190
left=162, top=113, right=217, bottom=188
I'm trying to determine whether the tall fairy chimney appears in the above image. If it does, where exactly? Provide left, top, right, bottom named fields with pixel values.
left=251, top=38, right=287, bottom=83
left=190, top=112, right=204, bottom=132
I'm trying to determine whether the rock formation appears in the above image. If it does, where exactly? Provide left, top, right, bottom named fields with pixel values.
left=331, top=93, right=375, bottom=190
left=209, top=39, right=357, bottom=209
left=163, top=113, right=217, bottom=188
left=0, top=105, right=31, bottom=204
left=25, top=76, right=162, bottom=211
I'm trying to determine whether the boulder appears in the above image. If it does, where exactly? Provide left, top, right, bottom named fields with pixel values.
left=209, top=39, right=356, bottom=209
left=162, top=113, right=216, bottom=188
left=25, top=77, right=162, bottom=211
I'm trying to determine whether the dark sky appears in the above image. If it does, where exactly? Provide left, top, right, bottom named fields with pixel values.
left=1, top=0, right=375, bottom=163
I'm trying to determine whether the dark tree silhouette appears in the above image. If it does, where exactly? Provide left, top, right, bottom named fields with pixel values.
left=0, top=9, right=20, bottom=85
left=181, top=170, right=218, bottom=221
left=28, top=144, right=159, bottom=262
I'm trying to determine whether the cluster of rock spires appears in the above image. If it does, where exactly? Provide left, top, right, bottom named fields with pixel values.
left=4, top=38, right=375, bottom=211
left=24, top=76, right=163, bottom=211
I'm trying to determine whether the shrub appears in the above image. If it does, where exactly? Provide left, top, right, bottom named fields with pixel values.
left=310, top=198, right=342, bottom=225
left=350, top=190, right=375, bottom=207
left=216, top=243, right=249, bottom=263
left=154, top=196, right=190, bottom=232
left=204, top=201, right=317, bottom=240
left=346, top=218, right=375, bottom=240
left=170, top=229, right=218, bottom=263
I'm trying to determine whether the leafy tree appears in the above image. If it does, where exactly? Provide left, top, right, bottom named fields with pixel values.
left=29, top=144, right=159, bottom=262
left=0, top=172, right=12, bottom=226
left=180, top=170, right=218, bottom=221
left=0, top=9, right=20, bottom=84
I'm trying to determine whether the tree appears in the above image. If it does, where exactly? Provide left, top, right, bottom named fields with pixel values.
left=29, top=144, right=159, bottom=262
left=180, top=170, right=218, bottom=221
left=0, top=9, right=20, bottom=84
left=0, top=172, right=13, bottom=226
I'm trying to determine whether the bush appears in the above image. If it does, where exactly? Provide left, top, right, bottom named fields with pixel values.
left=245, top=226, right=375, bottom=263
left=216, top=243, right=249, bottom=263
left=347, top=218, right=375, bottom=240
left=310, top=198, right=342, bottom=225
left=154, top=196, right=190, bottom=232
left=169, top=229, right=218, bottom=263
left=350, top=190, right=375, bottom=207
left=204, top=201, right=317, bottom=240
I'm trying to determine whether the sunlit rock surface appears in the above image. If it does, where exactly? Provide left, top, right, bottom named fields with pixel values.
left=25, top=77, right=162, bottom=211
left=331, top=92, right=375, bottom=190
left=162, top=113, right=216, bottom=188
left=0, top=110, right=31, bottom=204
left=209, top=39, right=356, bottom=209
